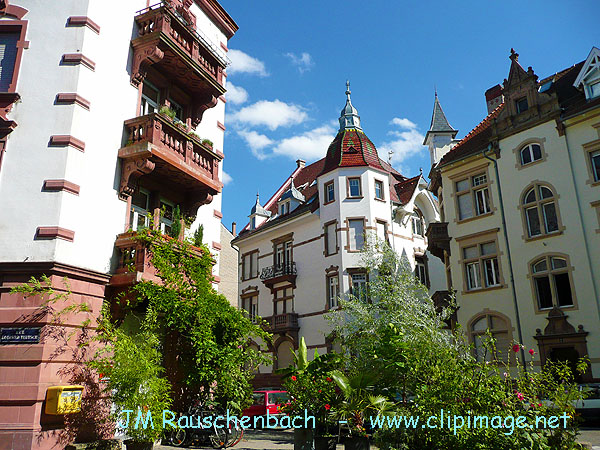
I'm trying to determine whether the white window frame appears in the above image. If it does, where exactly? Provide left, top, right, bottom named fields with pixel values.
left=130, top=188, right=151, bottom=231
left=327, top=275, right=339, bottom=309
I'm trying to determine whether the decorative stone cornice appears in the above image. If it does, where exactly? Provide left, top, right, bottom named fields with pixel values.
left=119, top=157, right=155, bottom=199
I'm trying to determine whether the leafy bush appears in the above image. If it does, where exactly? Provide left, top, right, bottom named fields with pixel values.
left=159, top=105, right=176, bottom=120
left=193, top=224, right=204, bottom=247
left=202, top=138, right=213, bottom=147
left=327, top=238, right=586, bottom=450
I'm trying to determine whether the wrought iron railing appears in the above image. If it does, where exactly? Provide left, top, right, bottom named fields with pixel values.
left=260, top=262, right=297, bottom=281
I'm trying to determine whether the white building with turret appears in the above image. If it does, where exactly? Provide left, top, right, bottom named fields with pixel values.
left=232, top=85, right=446, bottom=387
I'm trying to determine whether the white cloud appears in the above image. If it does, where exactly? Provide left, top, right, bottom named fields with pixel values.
left=390, top=117, right=417, bottom=130
left=237, top=130, right=275, bottom=160
left=379, top=119, right=426, bottom=168
left=272, top=125, right=336, bottom=161
left=222, top=170, right=233, bottom=185
left=226, top=82, right=248, bottom=105
left=285, top=52, right=314, bottom=73
left=228, top=49, right=268, bottom=77
left=229, top=100, right=308, bottom=131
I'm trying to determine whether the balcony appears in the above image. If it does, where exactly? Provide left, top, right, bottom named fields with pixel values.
left=118, top=112, right=222, bottom=211
left=131, top=1, right=227, bottom=125
left=260, top=262, right=297, bottom=291
left=431, top=290, right=457, bottom=330
left=109, top=231, right=205, bottom=288
left=426, top=222, right=450, bottom=261
left=264, top=312, right=299, bottom=334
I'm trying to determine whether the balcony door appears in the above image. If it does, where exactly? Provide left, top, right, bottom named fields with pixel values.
left=140, top=81, right=159, bottom=115
left=159, top=199, right=175, bottom=235
left=130, top=188, right=150, bottom=230
left=275, top=241, right=292, bottom=268
left=274, top=286, right=293, bottom=315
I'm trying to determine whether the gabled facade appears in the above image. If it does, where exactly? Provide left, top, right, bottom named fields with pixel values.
left=428, top=48, right=600, bottom=380
left=0, top=1, right=238, bottom=448
left=232, top=85, right=445, bottom=387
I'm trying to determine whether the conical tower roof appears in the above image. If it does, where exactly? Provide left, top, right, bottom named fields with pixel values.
left=423, top=92, right=457, bottom=144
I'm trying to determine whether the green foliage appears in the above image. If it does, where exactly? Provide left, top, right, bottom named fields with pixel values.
left=159, top=105, right=176, bottom=120
left=278, top=338, right=342, bottom=435
left=193, top=224, right=204, bottom=247
left=327, top=238, right=586, bottom=450
left=202, top=138, right=213, bottom=147
left=168, top=205, right=182, bottom=239
left=89, top=323, right=172, bottom=443
left=131, top=228, right=271, bottom=411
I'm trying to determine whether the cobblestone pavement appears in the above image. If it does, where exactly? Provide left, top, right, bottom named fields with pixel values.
left=579, top=426, right=600, bottom=449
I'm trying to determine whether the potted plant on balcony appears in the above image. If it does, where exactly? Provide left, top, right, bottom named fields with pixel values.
left=158, top=105, right=176, bottom=121
left=278, top=338, right=342, bottom=450
left=201, top=138, right=213, bottom=149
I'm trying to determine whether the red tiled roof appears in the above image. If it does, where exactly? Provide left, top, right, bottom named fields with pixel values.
left=320, top=128, right=385, bottom=176
left=395, top=175, right=420, bottom=204
left=438, top=103, right=505, bottom=166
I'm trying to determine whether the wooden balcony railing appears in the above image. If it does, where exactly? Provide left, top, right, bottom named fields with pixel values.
left=118, top=112, right=221, bottom=202
left=263, top=312, right=299, bottom=333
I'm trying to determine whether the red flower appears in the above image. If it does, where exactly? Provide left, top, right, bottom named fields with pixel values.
left=326, top=377, right=332, bottom=382
left=99, top=373, right=104, bottom=379
left=324, top=404, right=331, bottom=410
left=318, top=389, right=322, bottom=393
left=512, top=344, right=520, bottom=353
left=529, top=349, right=535, bottom=355
left=291, top=375, right=297, bottom=381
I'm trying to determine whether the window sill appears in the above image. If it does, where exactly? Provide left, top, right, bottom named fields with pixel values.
left=456, top=211, right=494, bottom=224
left=523, top=230, right=564, bottom=242
left=323, top=200, right=335, bottom=205
left=589, top=180, right=600, bottom=187
left=374, top=197, right=386, bottom=202
left=347, top=196, right=363, bottom=200
left=462, top=284, right=507, bottom=295
left=535, top=304, right=577, bottom=314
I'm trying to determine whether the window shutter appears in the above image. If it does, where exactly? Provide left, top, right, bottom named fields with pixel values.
left=0, top=33, right=19, bottom=92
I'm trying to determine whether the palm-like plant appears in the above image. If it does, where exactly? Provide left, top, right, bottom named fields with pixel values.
left=329, top=370, right=395, bottom=436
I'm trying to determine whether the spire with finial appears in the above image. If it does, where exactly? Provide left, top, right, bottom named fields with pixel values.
left=339, top=80, right=362, bottom=131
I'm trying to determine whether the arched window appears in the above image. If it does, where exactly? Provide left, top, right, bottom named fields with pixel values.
left=275, top=340, right=294, bottom=370
left=521, top=183, right=560, bottom=238
left=530, top=255, right=574, bottom=311
left=470, top=313, right=511, bottom=362
left=411, top=208, right=424, bottom=237
left=520, top=143, right=542, bottom=165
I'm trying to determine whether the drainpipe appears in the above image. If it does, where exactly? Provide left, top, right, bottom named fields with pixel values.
left=482, top=144, right=527, bottom=369
left=560, top=124, right=600, bottom=321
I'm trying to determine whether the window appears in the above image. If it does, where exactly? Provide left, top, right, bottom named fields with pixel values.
left=591, top=150, right=600, bottom=182
left=411, top=210, right=424, bottom=237
left=129, top=188, right=150, bottom=230
left=414, top=256, right=428, bottom=287
left=324, top=181, right=335, bottom=204
left=516, top=96, right=529, bottom=114
left=275, top=240, right=292, bottom=267
left=159, top=199, right=177, bottom=235
left=470, top=314, right=511, bottom=362
left=327, top=275, right=339, bottom=309
left=521, top=184, right=560, bottom=238
left=374, top=179, right=384, bottom=200
left=590, top=81, right=600, bottom=99
left=279, top=201, right=290, bottom=216
left=531, top=255, right=574, bottom=310
left=348, top=219, right=365, bottom=251
left=141, top=81, right=159, bottom=115
left=520, top=143, right=542, bottom=165
left=242, top=251, right=259, bottom=280
left=0, top=32, right=19, bottom=92
left=169, top=98, right=184, bottom=121
left=462, top=241, right=501, bottom=291
left=455, top=172, right=491, bottom=220
left=274, top=287, right=293, bottom=314
left=376, top=220, right=389, bottom=244
left=324, top=221, right=337, bottom=256
left=350, top=272, right=368, bottom=302
left=348, top=177, right=362, bottom=198
left=242, top=295, right=258, bottom=323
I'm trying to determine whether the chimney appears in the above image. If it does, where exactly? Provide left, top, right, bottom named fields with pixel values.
left=231, top=222, right=237, bottom=237
left=296, top=159, right=305, bottom=169
left=485, top=84, right=504, bottom=114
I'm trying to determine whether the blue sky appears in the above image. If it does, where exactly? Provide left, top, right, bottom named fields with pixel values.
left=217, top=0, right=599, bottom=230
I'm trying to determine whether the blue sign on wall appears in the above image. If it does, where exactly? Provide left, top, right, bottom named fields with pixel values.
left=0, top=327, right=41, bottom=344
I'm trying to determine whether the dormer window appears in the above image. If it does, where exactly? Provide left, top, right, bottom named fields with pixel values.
left=515, top=96, right=528, bottom=114
left=590, top=80, right=600, bottom=99
left=279, top=201, right=290, bottom=216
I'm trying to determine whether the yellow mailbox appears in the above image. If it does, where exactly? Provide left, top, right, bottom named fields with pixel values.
left=45, top=385, right=84, bottom=415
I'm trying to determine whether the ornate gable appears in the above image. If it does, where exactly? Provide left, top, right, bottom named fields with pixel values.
left=573, top=46, right=600, bottom=100
left=494, top=49, right=560, bottom=138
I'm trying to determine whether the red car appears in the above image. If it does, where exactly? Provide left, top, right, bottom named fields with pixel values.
left=242, top=390, right=290, bottom=423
